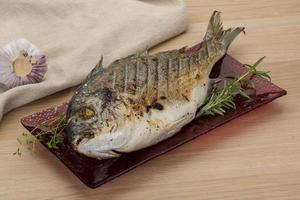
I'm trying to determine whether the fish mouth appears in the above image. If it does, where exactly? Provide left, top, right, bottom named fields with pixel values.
left=67, top=121, right=124, bottom=159
left=101, top=150, right=122, bottom=158
left=82, top=149, right=121, bottom=160
left=75, top=142, right=122, bottom=159
left=111, top=149, right=123, bottom=155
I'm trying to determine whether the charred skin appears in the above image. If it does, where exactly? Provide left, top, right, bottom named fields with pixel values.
left=66, top=11, right=244, bottom=159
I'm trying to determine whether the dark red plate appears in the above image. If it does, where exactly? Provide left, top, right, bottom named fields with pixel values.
left=21, top=47, right=286, bottom=188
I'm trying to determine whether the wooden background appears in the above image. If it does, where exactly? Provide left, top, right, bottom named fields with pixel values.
left=1, top=0, right=299, bottom=199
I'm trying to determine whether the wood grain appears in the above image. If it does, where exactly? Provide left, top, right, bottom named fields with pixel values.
left=1, top=0, right=299, bottom=199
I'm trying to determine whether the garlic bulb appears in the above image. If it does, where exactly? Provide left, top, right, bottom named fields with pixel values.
left=0, top=38, right=47, bottom=89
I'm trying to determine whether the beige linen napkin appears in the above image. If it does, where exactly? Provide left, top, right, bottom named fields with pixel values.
left=0, top=0, right=187, bottom=121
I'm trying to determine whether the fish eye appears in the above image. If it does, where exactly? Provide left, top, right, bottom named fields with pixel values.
left=78, top=107, right=95, bottom=120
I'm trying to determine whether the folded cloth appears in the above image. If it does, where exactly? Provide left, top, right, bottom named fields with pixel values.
left=0, top=0, right=187, bottom=121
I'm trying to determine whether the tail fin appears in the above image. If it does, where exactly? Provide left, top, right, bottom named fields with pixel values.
left=204, top=11, right=245, bottom=54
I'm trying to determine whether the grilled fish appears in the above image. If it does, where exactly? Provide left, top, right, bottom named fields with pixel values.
left=66, top=11, right=244, bottom=159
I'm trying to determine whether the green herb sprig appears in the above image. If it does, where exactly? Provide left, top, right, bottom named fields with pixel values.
left=14, top=115, right=67, bottom=156
left=196, top=56, right=270, bottom=117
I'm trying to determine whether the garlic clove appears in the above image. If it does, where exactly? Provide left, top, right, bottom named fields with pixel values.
left=0, top=38, right=47, bottom=89
left=12, top=54, right=33, bottom=76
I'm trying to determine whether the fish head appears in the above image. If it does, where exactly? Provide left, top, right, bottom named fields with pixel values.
left=66, top=88, right=127, bottom=159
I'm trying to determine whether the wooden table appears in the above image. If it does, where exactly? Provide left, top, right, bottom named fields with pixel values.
left=1, top=0, right=299, bottom=199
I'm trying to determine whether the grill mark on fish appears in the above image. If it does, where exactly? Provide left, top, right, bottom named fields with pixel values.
left=178, top=57, right=183, bottom=88
left=157, top=57, right=168, bottom=97
left=191, top=55, right=198, bottom=80
left=112, top=71, right=116, bottom=90
left=173, top=57, right=180, bottom=92
left=135, top=60, right=139, bottom=92
left=153, top=57, right=159, bottom=100
left=179, top=57, right=183, bottom=76
left=124, top=63, right=128, bottom=93
left=184, top=56, right=191, bottom=76
left=113, top=63, right=126, bottom=93
left=188, top=55, right=193, bottom=76
left=137, top=58, right=149, bottom=96
left=175, top=57, right=180, bottom=79
left=168, top=57, right=176, bottom=97
left=143, top=57, right=159, bottom=103
left=127, top=61, right=137, bottom=95
left=178, top=56, right=190, bottom=79
left=146, top=59, right=151, bottom=97
left=185, top=56, right=189, bottom=73
left=166, top=58, right=170, bottom=95
left=136, top=58, right=148, bottom=94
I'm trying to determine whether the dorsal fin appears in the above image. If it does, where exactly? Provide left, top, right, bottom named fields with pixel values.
left=86, top=56, right=104, bottom=80
left=96, top=56, right=103, bottom=67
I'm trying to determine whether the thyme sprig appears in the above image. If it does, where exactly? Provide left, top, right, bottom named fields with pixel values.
left=196, top=56, right=270, bottom=117
left=14, top=115, right=66, bottom=156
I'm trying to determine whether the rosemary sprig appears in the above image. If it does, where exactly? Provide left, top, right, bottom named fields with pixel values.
left=196, top=56, right=270, bottom=117
left=14, top=115, right=67, bottom=156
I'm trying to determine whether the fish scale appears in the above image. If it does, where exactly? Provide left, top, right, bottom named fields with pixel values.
left=157, top=57, right=168, bottom=98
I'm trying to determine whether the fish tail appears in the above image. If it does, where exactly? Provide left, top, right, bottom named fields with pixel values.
left=203, top=11, right=245, bottom=57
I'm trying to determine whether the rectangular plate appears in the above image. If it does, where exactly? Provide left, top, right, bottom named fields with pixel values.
left=21, top=47, right=286, bottom=188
